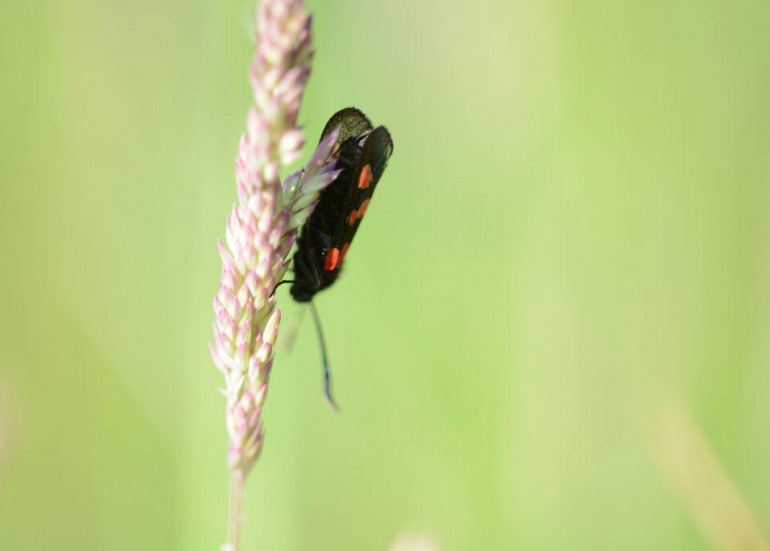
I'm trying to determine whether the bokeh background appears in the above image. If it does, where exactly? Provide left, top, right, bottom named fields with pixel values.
left=2, top=0, right=770, bottom=550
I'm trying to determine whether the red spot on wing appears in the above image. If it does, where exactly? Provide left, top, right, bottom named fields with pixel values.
left=324, top=247, right=340, bottom=271
left=358, top=164, right=373, bottom=189
left=347, top=199, right=371, bottom=226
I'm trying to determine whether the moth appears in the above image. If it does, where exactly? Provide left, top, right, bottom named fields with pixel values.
left=279, top=108, right=393, bottom=408
left=291, top=107, right=394, bottom=302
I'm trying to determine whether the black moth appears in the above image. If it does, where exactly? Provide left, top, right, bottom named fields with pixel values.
left=291, top=108, right=393, bottom=302
left=284, top=107, right=393, bottom=409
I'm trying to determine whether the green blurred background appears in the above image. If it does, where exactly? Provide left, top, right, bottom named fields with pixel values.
left=1, top=0, right=769, bottom=549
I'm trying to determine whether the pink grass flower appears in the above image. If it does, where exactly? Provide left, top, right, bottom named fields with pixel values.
left=210, top=0, right=340, bottom=548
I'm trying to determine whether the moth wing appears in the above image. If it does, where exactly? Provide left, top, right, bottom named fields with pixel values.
left=329, top=126, right=394, bottom=258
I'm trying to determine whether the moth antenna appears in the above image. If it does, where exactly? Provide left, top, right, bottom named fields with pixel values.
left=270, top=279, right=296, bottom=297
left=309, top=301, right=339, bottom=413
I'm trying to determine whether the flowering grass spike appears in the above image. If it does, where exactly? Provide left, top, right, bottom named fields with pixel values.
left=209, top=0, right=339, bottom=548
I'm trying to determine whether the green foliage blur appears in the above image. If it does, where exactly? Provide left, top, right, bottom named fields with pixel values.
left=1, top=0, right=769, bottom=550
